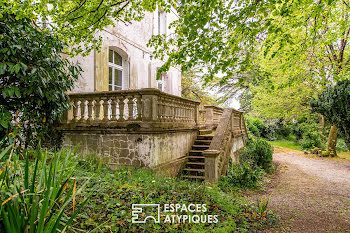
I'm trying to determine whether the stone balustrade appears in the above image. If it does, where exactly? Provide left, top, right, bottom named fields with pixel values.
left=203, top=108, right=247, bottom=182
left=199, top=105, right=224, bottom=128
left=61, top=88, right=200, bottom=130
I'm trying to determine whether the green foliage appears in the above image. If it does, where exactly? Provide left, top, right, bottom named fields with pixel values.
left=0, top=0, right=172, bottom=56
left=299, top=122, right=323, bottom=150
left=0, top=145, right=87, bottom=233
left=240, top=138, right=273, bottom=172
left=181, top=71, right=222, bottom=106
left=149, top=0, right=350, bottom=86
left=72, top=161, right=277, bottom=232
left=0, top=13, right=81, bottom=147
left=269, top=139, right=302, bottom=151
left=219, top=160, right=264, bottom=191
left=311, top=79, right=350, bottom=150
left=336, top=138, right=349, bottom=153
left=246, top=116, right=265, bottom=138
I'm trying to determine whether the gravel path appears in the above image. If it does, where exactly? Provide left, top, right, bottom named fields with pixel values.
left=246, top=150, right=350, bottom=233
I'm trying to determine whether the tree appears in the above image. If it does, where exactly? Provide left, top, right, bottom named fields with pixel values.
left=310, top=80, right=350, bottom=155
left=150, top=0, right=350, bottom=154
left=150, top=0, right=350, bottom=83
left=0, top=13, right=81, bottom=147
left=181, top=71, right=223, bottom=106
left=0, top=0, right=173, bottom=55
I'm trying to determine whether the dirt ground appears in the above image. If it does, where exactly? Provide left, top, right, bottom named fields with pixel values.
left=245, top=148, right=350, bottom=233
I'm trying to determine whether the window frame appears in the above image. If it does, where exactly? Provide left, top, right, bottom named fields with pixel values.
left=108, top=49, right=124, bottom=91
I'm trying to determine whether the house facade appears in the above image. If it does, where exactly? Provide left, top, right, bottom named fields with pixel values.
left=61, top=8, right=248, bottom=182
left=71, top=9, right=181, bottom=96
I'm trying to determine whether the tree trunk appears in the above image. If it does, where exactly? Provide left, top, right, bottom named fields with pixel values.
left=319, top=115, right=325, bottom=132
left=327, top=125, right=338, bottom=157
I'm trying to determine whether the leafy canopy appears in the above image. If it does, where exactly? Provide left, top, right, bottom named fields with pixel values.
left=149, top=0, right=350, bottom=85
left=0, top=13, right=81, bottom=146
left=0, top=0, right=174, bottom=55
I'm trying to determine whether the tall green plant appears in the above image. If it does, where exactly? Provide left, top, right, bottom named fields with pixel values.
left=311, top=80, right=350, bottom=151
left=0, top=12, right=81, bottom=147
left=0, top=145, right=87, bottom=233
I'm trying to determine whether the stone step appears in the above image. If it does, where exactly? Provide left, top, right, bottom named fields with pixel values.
left=186, top=162, right=205, bottom=166
left=197, top=135, right=214, bottom=140
left=188, top=155, right=204, bottom=159
left=188, top=156, right=205, bottom=162
left=192, top=145, right=209, bottom=150
left=199, top=130, right=213, bottom=135
left=194, top=140, right=212, bottom=145
left=183, top=168, right=205, bottom=172
left=189, top=150, right=204, bottom=155
left=183, top=175, right=205, bottom=180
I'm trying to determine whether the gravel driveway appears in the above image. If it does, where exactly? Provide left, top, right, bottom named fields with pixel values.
left=246, top=150, right=350, bottom=233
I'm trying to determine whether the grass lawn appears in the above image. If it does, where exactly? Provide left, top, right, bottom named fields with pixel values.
left=268, top=139, right=302, bottom=151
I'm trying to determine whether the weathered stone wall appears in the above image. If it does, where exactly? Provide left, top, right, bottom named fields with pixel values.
left=229, top=135, right=246, bottom=163
left=63, top=129, right=198, bottom=176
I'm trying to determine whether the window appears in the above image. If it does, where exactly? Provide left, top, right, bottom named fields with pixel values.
left=108, top=49, right=123, bottom=91
left=157, top=72, right=167, bottom=92
left=158, top=10, right=167, bottom=35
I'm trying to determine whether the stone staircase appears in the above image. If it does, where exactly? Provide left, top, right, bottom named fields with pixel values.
left=182, top=129, right=214, bottom=181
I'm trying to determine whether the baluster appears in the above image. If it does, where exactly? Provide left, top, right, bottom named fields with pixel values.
left=127, top=96, right=134, bottom=120
left=162, top=99, right=167, bottom=121
left=136, top=95, right=142, bottom=120
left=95, top=98, right=101, bottom=121
left=72, top=99, right=79, bottom=122
left=87, top=99, right=94, bottom=121
left=170, top=99, right=175, bottom=122
left=119, top=96, right=125, bottom=121
left=174, top=101, right=178, bottom=122
left=80, top=100, right=87, bottom=122
left=102, top=98, right=109, bottom=121
left=111, top=97, right=118, bottom=120
left=163, top=98, right=167, bottom=121
left=158, top=97, right=163, bottom=121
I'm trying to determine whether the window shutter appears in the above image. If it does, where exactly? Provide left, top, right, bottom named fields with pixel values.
left=95, top=46, right=109, bottom=91
left=123, top=59, right=129, bottom=90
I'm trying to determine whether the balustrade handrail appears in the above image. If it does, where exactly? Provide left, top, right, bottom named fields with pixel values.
left=203, top=108, right=247, bottom=182
left=67, top=88, right=200, bottom=105
left=61, top=88, right=200, bottom=130
left=203, top=105, right=224, bottom=112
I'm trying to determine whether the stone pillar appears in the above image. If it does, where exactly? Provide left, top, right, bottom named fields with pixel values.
left=141, top=94, right=158, bottom=121
left=204, top=107, right=214, bottom=126
left=203, top=149, right=220, bottom=183
left=194, top=103, right=200, bottom=126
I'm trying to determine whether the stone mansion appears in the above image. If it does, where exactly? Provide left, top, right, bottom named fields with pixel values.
left=61, top=8, right=247, bottom=182
left=71, top=8, right=181, bottom=96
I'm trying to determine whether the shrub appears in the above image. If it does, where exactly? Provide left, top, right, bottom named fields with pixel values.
left=240, top=138, right=273, bottom=171
left=0, top=12, right=81, bottom=147
left=219, top=160, right=264, bottom=191
left=246, top=116, right=265, bottom=137
left=299, top=122, right=323, bottom=150
left=275, top=120, right=292, bottom=139
left=336, top=138, right=349, bottom=153
left=261, top=122, right=277, bottom=141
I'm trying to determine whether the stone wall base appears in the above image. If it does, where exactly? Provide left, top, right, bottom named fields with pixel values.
left=62, top=129, right=198, bottom=175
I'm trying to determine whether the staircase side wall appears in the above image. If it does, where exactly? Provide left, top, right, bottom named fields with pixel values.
left=229, top=135, right=246, bottom=163
left=63, top=129, right=198, bottom=176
